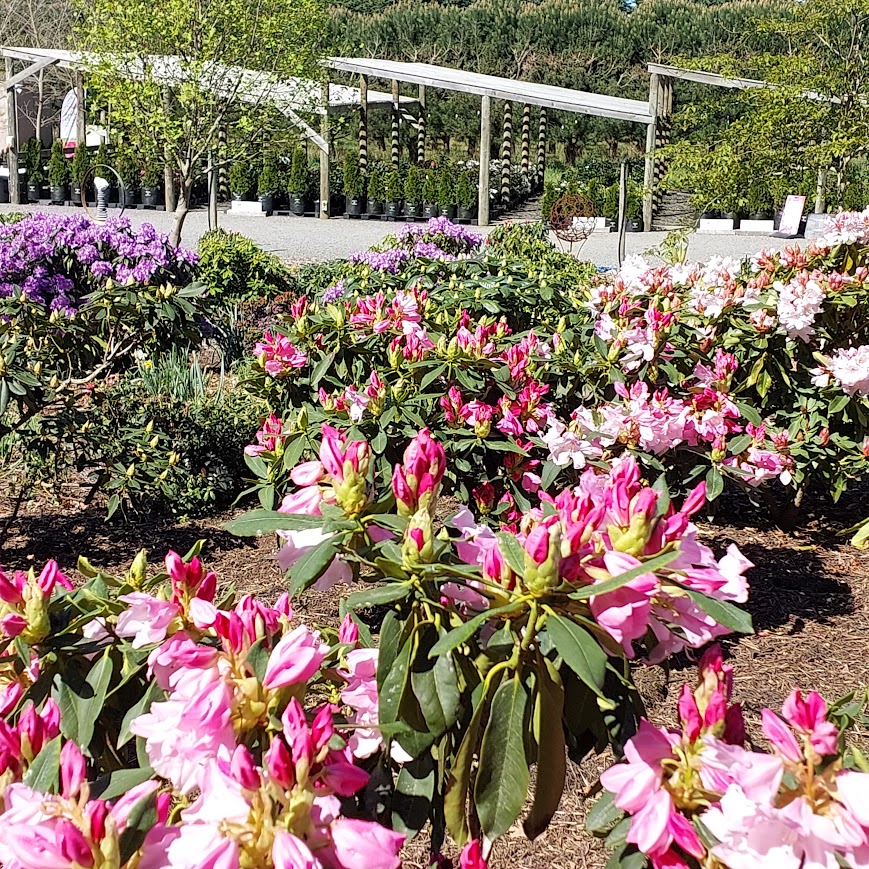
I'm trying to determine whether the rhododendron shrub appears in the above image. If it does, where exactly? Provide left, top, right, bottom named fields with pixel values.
left=580, top=215, right=869, bottom=504
left=228, top=426, right=754, bottom=853
left=589, top=646, right=869, bottom=869
left=0, top=545, right=400, bottom=869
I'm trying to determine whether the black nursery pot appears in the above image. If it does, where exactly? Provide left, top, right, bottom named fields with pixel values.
left=439, top=204, right=457, bottom=220
left=368, top=200, right=384, bottom=216
left=422, top=203, right=437, bottom=219
left=258, top=193, right=274, bottom=213
left=0, top=177, right=8, bottom=204
left=385, top=200, right=401, bottom=218
left=120, top=186, right=139, bottom=207
left=290, top=193, right=307, bottom=216
left=27, top=181, right=41, bottom=202
left=346, top=196, right=364, bottom=216
left=141, top=186, right=163, bottom=207
left=404, top=202, right=421, bottom=219
left=50, top=184, right=69, bottom=204
left=457, top=205, right=477, bottom=221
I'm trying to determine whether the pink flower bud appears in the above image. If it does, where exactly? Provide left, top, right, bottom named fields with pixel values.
left=263, top=625, right=328, bottom=690
left=291, top=460, right=327, bottom=487
left=87, top=799, right=109, bottom=842
left=0, top=613, right=26, bottom=638
left=58, top=819, right=94, bottom=866
left=36, top=559, right=72, bottom=594
left=678, top=684, right=702, bottom=742
left=460, top=840, right=488, bottom=869
left=265, top=735, right=296, bottom=789
left=230, top=745, right=261, bottom=790
left=60, top=739, right=87, bottom=799
left=339, top=614, right=359, bottom=647
left=761, top=709, right=802, bottom=763
left=322, top=760, right=370, bottom=796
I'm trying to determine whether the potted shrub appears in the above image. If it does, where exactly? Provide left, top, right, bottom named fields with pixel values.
left=437, top=164, right=456, bottom=220
left=24, top=138, right=43, bottom=202
left=626, top=181, right=643, bottom=232
left=70, top=142, right=91, bottom=205
left=367, top=164, right=385, bottom=216
left=404, top=166, right=422, bottom=218
left=229, top=160, right=255, bottom=201
left=384, top=167, right=402, bottom=218
left=287, top=146, right=308, bottom=215
left=422, top=168, right=438, bottom=219
left=47, top=139, right=70, bottom=204
left=456, top=169, right=477, bottom=221
left=258, top=158, right=280, bottom=213
left=141, top=158, right=164, bottom=207
left=342, top=155, right=364, bottom=216
left=116, top=148, right=140, bottom=207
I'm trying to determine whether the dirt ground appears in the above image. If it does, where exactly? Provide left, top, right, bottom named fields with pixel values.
left=3, top=485, right=869, bottom=869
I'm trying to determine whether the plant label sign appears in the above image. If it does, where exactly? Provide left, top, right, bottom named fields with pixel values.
left=775, top=195, right=806, bottom=238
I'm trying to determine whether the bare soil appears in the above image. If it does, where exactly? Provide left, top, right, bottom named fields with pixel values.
left=3, top=487, right=869, bottom=869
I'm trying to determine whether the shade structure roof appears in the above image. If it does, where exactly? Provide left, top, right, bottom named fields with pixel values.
left=1, top=46, right=411, bottom=112
left=325, top=57, right=654, bottom=125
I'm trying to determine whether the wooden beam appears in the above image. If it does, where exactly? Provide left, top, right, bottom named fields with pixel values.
left=5, top=57, right=19, bottom=205
left=319, top=82, right=330, bottom=219
left=4, top=56, right=58, bottom=91
left=478, top=94, right=491, bottom=227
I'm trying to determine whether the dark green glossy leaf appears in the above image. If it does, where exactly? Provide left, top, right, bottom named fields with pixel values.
left=23, top=734, right=61, bottom=793
left=546, top=614, right=607, bottom=697
left=223, top=509, right=325, bottom=536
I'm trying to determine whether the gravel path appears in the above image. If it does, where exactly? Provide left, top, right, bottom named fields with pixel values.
left=1, top=202, right=810, bottom=264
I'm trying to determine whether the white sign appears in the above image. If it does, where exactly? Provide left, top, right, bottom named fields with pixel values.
left=60, top=90, right=78, bottom=145
left=778, top=195, right=806, bottom=237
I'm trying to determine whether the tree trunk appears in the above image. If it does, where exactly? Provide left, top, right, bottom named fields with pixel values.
left=169, top=179, right=192, bottom=247
left=36, top=69, right=45, bottom=142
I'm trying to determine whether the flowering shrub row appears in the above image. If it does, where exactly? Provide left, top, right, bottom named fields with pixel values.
left=244, top=215, right=869, bottom=521
left=590, top=646, right=869, bottom=869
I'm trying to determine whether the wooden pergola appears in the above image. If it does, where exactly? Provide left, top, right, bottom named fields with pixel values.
left=1, top=46, right=415, bottom=212
left=324, top=57, right=655, bottom=226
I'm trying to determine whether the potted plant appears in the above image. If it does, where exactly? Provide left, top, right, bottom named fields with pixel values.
left=287, top=146, right=308, bottom=215
left=229, top=160, right=255, bottom=201
left=47, top=139, right=70, bottom=204
left=456, top=169, right=477, bottom=221
left=342, top=155, right=364, bottom=216
left=24, top=138, right=43, bottom=202
left=626, top=181, right=643, bottom=231
left=69, top=142, right=91, bottom=205
left=367, top=164, right=385, bottom=216
left=258, top=158, right=280, bottom=213
left=403, top=166, right=422, bottom=218
left=139, top=161, right=162, bottom=207
left=422, top=168, right=439, bottom=219
left=115, top=147, right=140, bottom=207
left=384, top=167, right=402, bottom=218
left=437, top=164, right=456, bottom=220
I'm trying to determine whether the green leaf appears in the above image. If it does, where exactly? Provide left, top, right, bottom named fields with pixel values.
left=829, top=394, right=850, bottom=414
left=372, top=428, right=388, bottom=454
left=223, top=509, right=325, bottom=536
left=288, top=537, right=341, bottom=596
left=706, top=465, right=724, bottom=501
left=569, top=550, right=679, bottom=600
left=474, top=675, right=531, bottom=840
left=412, top=650, right=460, bottom=736
left=586, top=790, right=623, bottom=834
left=540, top=461, right=560, bottom=492
left=684, top=590, right=753, bottom=634
left=118, top=680, right=163, bottom=748
left=524, top=662, right=566, bottom=840
left=428, top=603, right=516, bottom=658
left=392, top=751, right=436, bottom=839
left=445, top=687, right=487, bottom=846
left=118, top=790, right=158, bottom=865
left=495, top=531, right=526, bottom=576
left=728, top=434, right=753, bottom=455
left=545, top=614, right=607, bottom=697
left=344, top=582, right=410, bottom=610
left=23, top=734, right=61, bottom=793
left=310, top=351, right=336, bottom=388
left=379, top=629, right=414, bottom=726
left=54, top=650, right=113, bottom=750
left=419, top=363, right=446, bottom=391
left=91, top=766, right=155, bottom=801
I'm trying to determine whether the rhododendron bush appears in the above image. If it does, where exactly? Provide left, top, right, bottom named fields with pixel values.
left=227, top=425, right=755, bottom=853
left=243, top=215, right=869, bottom=522
left=0, top=545, right=405, bottom=869
left=589, top=646, right=869, bottom=869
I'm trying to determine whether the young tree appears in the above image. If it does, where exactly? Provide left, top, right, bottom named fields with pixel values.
left=75, top=0, right=325, bottom=244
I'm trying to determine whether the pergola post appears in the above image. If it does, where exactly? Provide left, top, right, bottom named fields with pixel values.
left=478, top=94, right=491, bottom=227
left=162, top=88, right=176, bottom=212
left=500, top=100, right=512, bottom=208
left=417, top=84, right=426, bottom=165
left=74, top=72, right=86, bottom=145
left=391, top=80, right=400, bottom=169
left=358, top=75, right=368, bottom=177
left=319, top=82, right=330, bottom=219
left=642, top=72, right=661, bottom=232
left=520, top=104, right=530, bottom=188
left=207, top=149, right=218, bottom=230
left=5, top=57, right=19, bottom=205
left=536, top=108, right=546, bottom=190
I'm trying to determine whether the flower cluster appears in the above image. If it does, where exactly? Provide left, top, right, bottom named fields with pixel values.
left=452, top=455, right=751, bottom=662
left=598, top=647, right=869, bottom=869
left=0, top=213, right=197, bottom=314
left=0, top=560, right=72, bottom=645
left=395, top=217, right=482, bottom=256
left=811, top=344, right=869, bottom=397
left=245, top=413, right=286, bottom=457
left=254, top=330, right=308, bottom=377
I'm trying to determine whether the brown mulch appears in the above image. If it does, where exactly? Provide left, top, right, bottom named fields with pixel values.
left=2, top=488, right=869, bottom=869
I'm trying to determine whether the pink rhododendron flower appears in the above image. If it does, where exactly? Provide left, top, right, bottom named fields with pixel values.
left=254, top=331, right=308, bottom=377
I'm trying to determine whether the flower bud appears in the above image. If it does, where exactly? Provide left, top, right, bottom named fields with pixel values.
left=522, top=518, right=562, bottom=595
